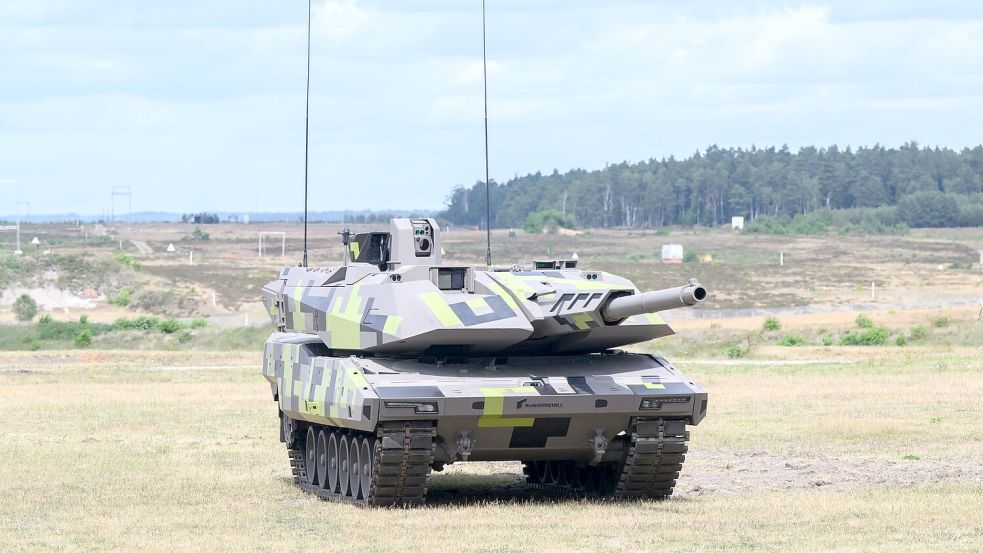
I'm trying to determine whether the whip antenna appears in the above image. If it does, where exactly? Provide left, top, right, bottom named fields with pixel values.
left=482, top=0, right=492, bottom=266
left=302, top=0, right=312, bottom=267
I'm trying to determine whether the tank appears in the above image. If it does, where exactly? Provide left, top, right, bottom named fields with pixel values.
left=260, top=218, right=708, bottom=506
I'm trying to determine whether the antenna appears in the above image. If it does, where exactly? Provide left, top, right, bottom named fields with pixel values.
left=302, top=0, right=312, bottom=267
left=482, top=0, right=492, bottom=266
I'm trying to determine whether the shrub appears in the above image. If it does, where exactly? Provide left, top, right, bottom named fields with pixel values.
left=821, top=334, right=834, bottom=346
left=79, top=314, right=89, bottom=325
left=113, top=316, right=160, bottom=331
left=38, top=314, right=52, bottom=324
left=779, top=334, right=805, bottom=346
left=895, top=335, right=907, bottom=347
left=682, top=251, right=699, bottom=263
left=160, top=318, right=183, bottom=334
left=897, top=191, right=959, bottom=228
left=931, top=315, right=950, bottom=328
left=74, top=329, right=92, bottom=348
left=177, top=330, right=193, bottom=344
left=110, top=288, right=131, bottom=307
left=855, top=314, right=874, bottom=329
left=191, top=227, right=211, bottom=241
left=13, top=294, right=38, bottom=322
left=190, top=318, right=208, bottom=329
left=114, top=251, right=142, bottom=271
left=523, top=210, right=573, bottom=234
left=762, top=316, right=781, bottom=332
left=840, top=327, right=888, bottom=346
left=725, top=341, right=748, bottom=359
left=910, top=325, right=928, bottom=340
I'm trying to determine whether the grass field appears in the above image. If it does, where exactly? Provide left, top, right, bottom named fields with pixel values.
left=1, top=348, right=980, bottom=552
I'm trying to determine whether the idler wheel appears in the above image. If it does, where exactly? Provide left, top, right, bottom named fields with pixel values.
left=315, top=430, right=329, bottom=489
left=304, top=427, right=317, bottom=486
left=359, top=437, right=374, bottom=499
left=338, top=434, right=351, bottom=496
left=326, top=431, right=340, bottom=493
left=349, top=437, right=363, bottom=500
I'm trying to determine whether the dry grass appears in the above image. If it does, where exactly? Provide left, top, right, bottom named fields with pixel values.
left=1, top=349, right=980, bottom=552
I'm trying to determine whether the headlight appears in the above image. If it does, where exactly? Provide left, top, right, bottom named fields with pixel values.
left=639, top=396, right=690, bottom=410
left=384, top=401, right=438, bottom=414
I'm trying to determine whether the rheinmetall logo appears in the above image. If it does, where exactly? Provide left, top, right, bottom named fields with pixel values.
left=516, top=398, right=563, bottom=409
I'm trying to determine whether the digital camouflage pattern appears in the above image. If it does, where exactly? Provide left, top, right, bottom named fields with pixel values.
left=261, top=218, right=709, bottom=505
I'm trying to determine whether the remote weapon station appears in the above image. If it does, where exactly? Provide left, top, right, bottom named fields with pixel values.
left=260, top=3, right=709, bottom=507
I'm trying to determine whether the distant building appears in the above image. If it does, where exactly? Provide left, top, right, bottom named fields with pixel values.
left=661, top=244, right=684, bottom=264
left=731, top=216, right=745, bottom=229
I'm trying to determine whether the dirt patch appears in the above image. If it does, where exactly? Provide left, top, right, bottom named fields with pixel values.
left=429, top=450, right=983, bottom=502
left=676, top=449, right=983, bottom=496
left=0, top=285, right=101, bottom=310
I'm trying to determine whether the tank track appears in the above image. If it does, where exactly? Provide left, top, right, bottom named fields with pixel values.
left=285, top=419, right=437, bottom=507
left=522, top=418, right=689, bottom=499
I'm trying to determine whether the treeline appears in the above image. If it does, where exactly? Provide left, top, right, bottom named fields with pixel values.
left=440, top=143, right=983, bottom=229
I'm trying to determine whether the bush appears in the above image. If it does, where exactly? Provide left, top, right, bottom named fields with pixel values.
left=725, top=341, right=748, bottom=359
left=114, top=252, right=142, bottom=271
left=910, top=325, right=928, bottom=340
left=523, top=210, right=573, bottom=234
left=74, top=329, right=92, bottom=348
left=855, top=314, right=874, bottom=329
left=762, top=316, right=781, bottom=332
left=110, top=288, right=131, bottom=307
left=113, top=316, right=160, bottom=331
left=190, top=318, right=208, bottom=329
left=682, top=251, right=699, bottom=263
left=840, top=327, right=888, bottom=346
left=779, top=334, right=805, bottom=346
left=13, top=294, right=38, bottom=322
left=931, top=315, right=950, bottom=328
left=177, top=330, right=193, bottom=344
left=821, top=334, right=834, bottom=346
left=160, top=318, right=183, bottom=334
left=897, top=191, right=959, bottom=228
left=191, top=227, right=211, bottom=241
left=79, top=314, right=89, bottom=325
left=895, top=335, right=907, bottom=347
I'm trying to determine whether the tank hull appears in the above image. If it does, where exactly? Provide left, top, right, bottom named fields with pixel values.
left=264, top=332, right=706, bottom=503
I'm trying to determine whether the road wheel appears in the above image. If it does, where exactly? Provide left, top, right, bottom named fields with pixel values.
left=304, top=427, right=317, bottom=486
left=338, top=434, right=351, bottom=496
left=326, top=431, right=340, bottom=493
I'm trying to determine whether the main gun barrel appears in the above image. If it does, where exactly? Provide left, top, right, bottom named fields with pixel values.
left=601, top=278, right=707, bottom=323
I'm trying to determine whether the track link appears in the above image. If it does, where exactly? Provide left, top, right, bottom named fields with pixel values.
left=522, top=418, right=689, bottom=499
left=286, top=419, right=437, bottom=507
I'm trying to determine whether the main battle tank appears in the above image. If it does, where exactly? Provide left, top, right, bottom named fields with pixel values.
left=260, top=218, right=708, bottom=506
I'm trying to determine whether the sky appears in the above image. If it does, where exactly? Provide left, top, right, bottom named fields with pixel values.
left=2, top=1, right=983, bottom=216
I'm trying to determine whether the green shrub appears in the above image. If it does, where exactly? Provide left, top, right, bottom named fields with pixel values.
left=910, top=325, right=928, bottom=340
left=38, top=314, right=52, bottom=324
left=110, top=287, right=131, bottom=307
left=762, top=316, right=781, bottom=332
left=839, top=327, right=888, bottom=346
left=160, top=318, right=183, bottom=334
left=113, top=316, right=160, bottom=331
left=13, top=294, right=38, bottom=322
left=855, top=314, right=874, bottom=328
left=191, top=227, right=211, bottom=241
left=74, top=329, right=92, bottom=348
left=190, top=318, right=208, bottom=329
left=895, top=335, right=907, bottom=347
left=821, top=334, right=834, bottom=346
left=177, top=330, right=193, bottom=344
left=79, top=314, right=89, bottom=325
left=725, top=341, right=748, bottom=359
left=779, top=334, right=805, bottom=346
left=682, top=251, right=699, bottom=263
left=114, top=251, right=142, bottom=271
left=931, top=315, right=950, bottom=328
left=523, top=210, right=573, bottom=234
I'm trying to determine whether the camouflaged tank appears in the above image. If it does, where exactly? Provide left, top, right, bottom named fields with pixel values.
left=261, top=218, right=708, bottom=506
